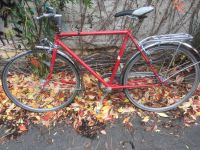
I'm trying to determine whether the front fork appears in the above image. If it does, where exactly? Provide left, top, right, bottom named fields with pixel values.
left=41, top=47, right=58, bottom=88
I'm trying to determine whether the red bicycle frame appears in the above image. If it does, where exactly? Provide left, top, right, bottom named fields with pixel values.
left=51, top=30, right=163, bottom=90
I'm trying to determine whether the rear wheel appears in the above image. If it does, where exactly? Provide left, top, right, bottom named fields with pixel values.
left=2, top=50, right=80, bottom=112
left=123, top=45, right=200, bottom=112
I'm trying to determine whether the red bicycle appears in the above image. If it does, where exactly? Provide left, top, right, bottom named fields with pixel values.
left=2, top=6, right=200, bottom=112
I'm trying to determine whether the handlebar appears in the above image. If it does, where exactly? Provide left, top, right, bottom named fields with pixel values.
left=35, top=13, right=62, bottom=20
left=35, top=13, right=62, bottom=33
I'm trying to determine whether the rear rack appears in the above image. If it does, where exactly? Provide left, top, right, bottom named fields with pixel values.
left=139, top=33, right=193, bottom=48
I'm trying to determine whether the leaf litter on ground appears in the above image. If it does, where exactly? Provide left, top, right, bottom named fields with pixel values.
left=0, top=73, right=200, bottom=140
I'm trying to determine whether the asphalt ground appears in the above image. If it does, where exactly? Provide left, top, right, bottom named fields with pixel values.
left=0, top=116, right=200, bottom=150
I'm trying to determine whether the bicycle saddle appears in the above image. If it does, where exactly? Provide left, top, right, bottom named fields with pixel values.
left=115, top=6, right=154, bottom=19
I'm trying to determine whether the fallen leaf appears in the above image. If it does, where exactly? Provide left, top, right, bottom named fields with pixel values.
left=193, top=101, right=200, bottom=108
left=31, top=58, right=41, bottom=68
left=88, top=95, right=96, bottom=100
left=35, top=116, right=41, bottom=121
left=196, top=112, right=200, bottom=116
left=118, top=107, right=135, bottom=114
left=100, top=130, right=106, bottom=135
left=101, top=105, right=112, bottom=114
left=43, top=121, right=50, bottom=128
left=142, top=116, right=150, bottom=122
left=18, top=124, right=28, bottom=132
left=6, top=103, right=15, bottom=113
left=179, top=101, right=192, bottom=110
left=157, top=113, right=169, bottom=118
left=123, top=117, right=130, bottom=124
left=155, top=129, right=161, bottom=132
left=42, top=112, right=55, bottom=121
left=175, top=75, right=184, bottom=84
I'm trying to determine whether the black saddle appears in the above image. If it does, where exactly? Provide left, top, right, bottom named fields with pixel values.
left=115, top=6, right=154, bottom=19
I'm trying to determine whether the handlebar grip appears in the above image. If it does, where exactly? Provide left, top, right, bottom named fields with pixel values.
left=35, top=13, right=55, bottom=20
left=35, top=13, right=62, bottom=33
left=35, top=16, right=42, bottom=20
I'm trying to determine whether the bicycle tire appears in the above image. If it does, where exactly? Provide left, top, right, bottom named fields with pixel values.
left=123, top=44, right=200, bottom=112
left=2, top=50, right=80, bottom=112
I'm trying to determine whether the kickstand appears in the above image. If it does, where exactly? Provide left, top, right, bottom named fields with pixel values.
left=96, top=90, right=110, bottom=113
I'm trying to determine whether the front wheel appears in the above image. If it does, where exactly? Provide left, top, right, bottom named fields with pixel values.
left=2, top=50, right=80, bottom=112
left=123, top=45, right=200, bottom=112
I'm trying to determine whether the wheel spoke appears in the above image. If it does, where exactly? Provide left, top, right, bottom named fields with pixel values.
left=164, top=45, right=180, bottom=78
left=163, top=61, right=200, bottom=82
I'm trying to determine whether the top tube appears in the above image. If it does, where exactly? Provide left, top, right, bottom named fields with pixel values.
left=58, top=30, right=131, bottom=37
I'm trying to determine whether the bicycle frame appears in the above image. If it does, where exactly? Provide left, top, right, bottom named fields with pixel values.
left=51, top=30, right=163, bottom=90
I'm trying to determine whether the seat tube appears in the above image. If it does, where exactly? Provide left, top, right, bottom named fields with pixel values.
left=109, top=34, right=129, bottom=84
left=128, top=32, right=163, bottom=84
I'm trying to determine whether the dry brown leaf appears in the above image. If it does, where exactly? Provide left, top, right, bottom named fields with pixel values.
left=157, top=113, right=169, bottom=118
left=196, top=112, right=200, bottom=116
left=179, top=101, right=192, bottom=110
left=123, top=117, right=130, bottom=124
left=142, top=116, right=150, bottom=123
left=101, top=105, right=112, bottom=114
left=42, top=112, right=55, bottom=121
left=18, top=124, right=28, bottom=132
left=1, top=72, right=200, bottom=137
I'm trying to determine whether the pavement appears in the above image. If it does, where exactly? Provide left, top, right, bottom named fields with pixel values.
left=0, top=116, right=200, bottom=150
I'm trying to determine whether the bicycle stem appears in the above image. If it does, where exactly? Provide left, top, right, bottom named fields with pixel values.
left=109, top=34, right=129, bottom=84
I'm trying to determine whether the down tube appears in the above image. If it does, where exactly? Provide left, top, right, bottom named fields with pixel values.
left=56, top=39, right=110, bottom=87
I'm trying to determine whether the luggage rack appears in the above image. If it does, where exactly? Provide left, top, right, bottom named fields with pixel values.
left=139, top=33, right=193, bottom=48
